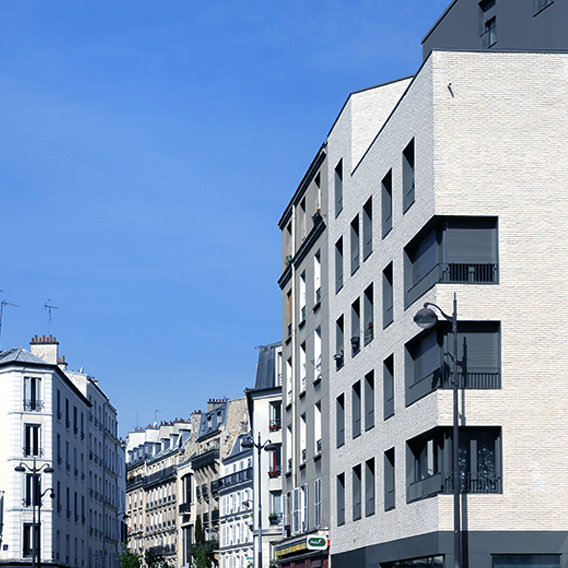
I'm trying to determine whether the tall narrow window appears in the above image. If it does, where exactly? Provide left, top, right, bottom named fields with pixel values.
left=382, top=170, right=393, bottom=237
left=23, top=523, right=36, bottom=558
left=314, top=250, right=321, bottom=306
left=314, top=478, right=322, bottom=528
left=337, top=473, right=345, bottom=526
left=336, top=394, right=345, bottom=448
left=351, top=299, right=360, bottom=356
left=24, top=424, right=40, bottom=456
left=299, top=197, right=306, bottom=240
left=384, top=355, right=395, bottom=420
left=402, top=139, right=415, bottom=213
left=300, top=414, right=307, bottom=463
left=286, top=358, right=293, bottom=406
left=335, top=159, right=343, bottom=217
left=384, top=448, right=395, bottom=511
left=335, top=238, right=344, bottom=293
left=364, top=371, right=375, bottom=431
left=315, top=172, right=321, bottom=210
left=286, top=426, right=292, bottom=471
left=299, top=342, right=307, bottom=393
left=23, top=377, right=41, bottom=411
left=350, top=215, right=360, bottom=275
left=363, top=284, right=374, bottom=345
left=299, top=271, right=306, bottom=323
left=362, top=197, right=373, bottom=260
left=314, top=327, right=322, bottom=382
left=25, top=473, right=40, bottom=507
left=480, top=0, right=497, bottom=47
left=365, top=458, right=375, bottom=517
left=335, top=316, right=344, bottom=370
left=56, top=390, right=61, bottom=420
left=353, top=464, right=362, bottom=521
left=314, top=402, right=322, bottom=455
left=352, top=381, right=361, bottom=439
left=287, top=290, right=292, bottom=337
left=383, top=262, right=393, bottom=328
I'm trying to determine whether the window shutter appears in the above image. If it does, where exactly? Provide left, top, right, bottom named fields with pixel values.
left=413, top=330, right=441, bottom=385
left=444, top=219, right=497, bottom=264
left=411, top=229, right=437, bottom=284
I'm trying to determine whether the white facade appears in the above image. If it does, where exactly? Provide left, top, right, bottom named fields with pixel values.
left=0, top=335, right=123, bottom=568
left=219, top=437, right=253, bottom=568
left=316, top=50, right=568, bottom=567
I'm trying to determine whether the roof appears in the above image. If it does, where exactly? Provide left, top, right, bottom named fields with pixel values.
left=223, top=433, right=253, bottom=463
left=254, top=342, right=281, bottom=390
left=197, top=401, right=228, bottom=441
left=0, top=347, right=47, bottom=365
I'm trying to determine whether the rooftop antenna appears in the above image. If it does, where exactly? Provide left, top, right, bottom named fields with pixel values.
left=0, top=299, right=19, bottom=349
left=44, top=299, right=58, bottom=335
left=155, top=409, right=161, bottom=425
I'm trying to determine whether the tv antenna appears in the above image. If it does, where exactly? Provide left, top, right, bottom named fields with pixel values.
left=0, top=299, right=20, bottom=349
left=44, top=299, right=58, bottom=335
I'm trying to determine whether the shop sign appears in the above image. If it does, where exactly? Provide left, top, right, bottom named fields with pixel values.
left=306, top=536, right=328, bottom=551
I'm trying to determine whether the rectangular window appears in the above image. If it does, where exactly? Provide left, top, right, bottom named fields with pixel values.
left=314, top=478, right=322, bottom=528
left=364, top=371, right=374, bottom=431
left=286, top=290, right=292, bottom=337
left=314, top=327, right=322, bottom=382
left=350, top=215, right=360, bottom=275
left=314, top=250, right=322, bottom=305
left=383, top=262, right=393, bottom=328
left=269, top=401, right=282, bottom=432
left=299, top=271, right=306, bottom=323
left=56, top=390, right=61, bottom=420
left=25, top=473, right=40, bottom=507
left=73, top=406, right=78, bottom=434
left=337, top=473, right=345, bottom=526
left=383, top=355, right=395, bottom=420
left=335, top=316, right=344, bottom=370
left=493, top=554, right=560, bottom=568
left=384, top=448, right=395, bottom=511
left=407, top=427, right=502, bottom=502
left=335, top=238, right=344, bottom=293
left=405, top=321, right=501, bottom=406
left=362, top=197, right=373, bottom=260
left=352, top=381, right=361, bottom=439
left=286, top=426, right=292, bottom=471
left=336, top=394, right=345, bottom=448
left=314, top=402, right=322, bottom=455
left=335, top=159, right=343, bottom=217
left=23, top=377, right=42, bottom=411
left=382, top=169, right=393, bottom=238
left=300, top=414, right=307, bottom=463
left=299, top=342, right=307, bottom=393
left=363, top=284, right=374, bottom=345
left=351, top=299, right=360, bottom=356
left=480, top=0, right=497, bottom=47
left=402, top=139, right=415, bottom=213
left=365, top=458, right=375, bottom=517
left=404, top=216, right=498, bottom=307
left=24, top=424, right=40, bottom=456
left=302, top=484, right=308, bottom=531
left=286, top=358, right=293, bottom=406
left=65, top=398, right=70, bottom=428
left=352, top=464, right=362, bottom=521
left=299, top=197, right=306, bottom=239
left=23, top=523, right=36, bottom=557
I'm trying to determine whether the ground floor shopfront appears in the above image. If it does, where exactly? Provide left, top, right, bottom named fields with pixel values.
left=331, top=531, right=568, bottom=568
left=274, top=533, right=329, bottom=568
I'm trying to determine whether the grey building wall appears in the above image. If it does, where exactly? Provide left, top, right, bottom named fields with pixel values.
left=422, top=0, right=568, bottom=59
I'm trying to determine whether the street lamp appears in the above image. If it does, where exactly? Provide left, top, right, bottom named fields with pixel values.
left=414, top=292, right=461, bottom=568
left=15, top=458, right=55, bottom=568
left=241, top=433, right=278, bottom=568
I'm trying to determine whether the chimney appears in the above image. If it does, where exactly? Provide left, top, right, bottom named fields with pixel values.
left=30, top=334, right=59, bottom=365
left=57, top=355, right=68, bottom=371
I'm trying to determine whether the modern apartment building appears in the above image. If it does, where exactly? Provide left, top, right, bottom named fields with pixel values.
left=277, top=145, right=331, bottom=568
left=422, top=0, right=568, bottom=58
left=125, top=420, right=193, bottom=564
left=0, top=335, right=123, bottom=568
left=244, top=342, right=283, bottom=566
left=279, top=46, right=568, bottom=568
left=218, top=435, right=253, bottom=568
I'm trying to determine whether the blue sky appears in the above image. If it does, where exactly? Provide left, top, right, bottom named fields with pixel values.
left=0, top=0, right=449, bottom=436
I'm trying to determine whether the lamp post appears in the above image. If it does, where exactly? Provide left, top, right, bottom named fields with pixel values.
left=414, top=292, right=461, bottom=568
left=36, top=488, right=55, bottom=568
left=15, top=458, right=54, bottom=568
left=241, top=433, right=277, bottom=568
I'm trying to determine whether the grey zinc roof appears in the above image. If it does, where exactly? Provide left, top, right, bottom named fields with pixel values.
left=0, top=348, right=47, bottom=366
left=254, top=342, right=281, bottom=390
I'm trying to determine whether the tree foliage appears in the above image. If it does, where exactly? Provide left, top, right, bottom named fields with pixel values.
left=119, top=543, right=140, bottom=568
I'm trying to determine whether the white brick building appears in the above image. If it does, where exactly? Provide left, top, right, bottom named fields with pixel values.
left=279, top=49, right=568, bottom=568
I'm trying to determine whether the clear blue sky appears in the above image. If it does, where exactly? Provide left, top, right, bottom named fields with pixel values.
left=0, top=0, right=449, bottom=436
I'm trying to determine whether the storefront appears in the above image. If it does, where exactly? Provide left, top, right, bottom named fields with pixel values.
left=274, top=534, right=330, bottom=568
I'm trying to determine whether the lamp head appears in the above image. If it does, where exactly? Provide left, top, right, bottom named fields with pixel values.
left=263, top=441, right=278, bottom=452
left=14, top=465, right=26, bottom=473
left=413, top=306, right=438, bottom=330
left=240, top=437, right=254, bottom=449
left=43, top=466, right=55, bottom=474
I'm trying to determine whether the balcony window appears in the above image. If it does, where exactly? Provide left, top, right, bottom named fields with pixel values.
left=299, top=271, right=306, bottom=324
left=23, top=377, right=42, bottom=411
left=480, top=0, right=497, bottom=48
left=314, top=250, right=321, bottom=306
left=314, top=326, right=322, bottom=382
left=407, top=427, right=502, bottom=503
left=405, top=321, right=501, bottom=406
left=24, top=424, right=40, bottom=456
left=404, top=216, right=498, bottom=307
left=335, top=315, right=344, bottom=370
